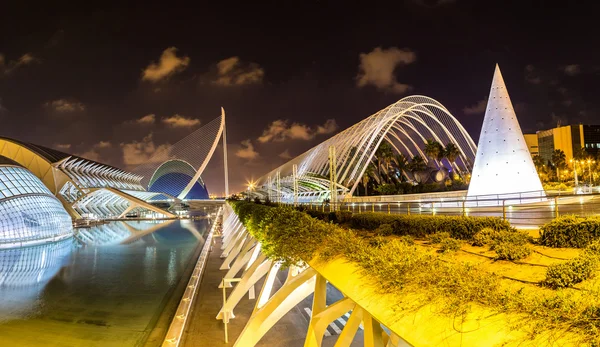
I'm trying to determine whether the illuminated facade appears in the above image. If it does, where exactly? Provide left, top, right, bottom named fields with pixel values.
left=0, top=137, right=175, bottom=219
left=536, top=124, right=600, bottom=163
left=254, top=96, right=477, bottom=202
left=467, top=65, right=544, bottom=201
left=0, top=156, right=73, bottom=247
left=523, top=134, right=539, bottom=157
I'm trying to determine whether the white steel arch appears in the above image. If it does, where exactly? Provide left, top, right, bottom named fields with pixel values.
left=255, top=95, right=477, bottom=202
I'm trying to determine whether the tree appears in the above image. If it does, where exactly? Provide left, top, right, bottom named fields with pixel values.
left=361, top=164, right=379, bottom=196
left=407, top=155, right=427, bottom=173
left=424, top=139, right=443, bottom=165
left=375, top=142, right=394, bottom=182
left=551, top=149, right=567, bottom=181
left=443, top=143, right=460, bottom=165
left=391, top=153, right=408, bottom=181
left=361, top=167, right=370, bottom=196
left=573, top=147, right=587, bottom=160
left=533, top=155, right=545, bottom=170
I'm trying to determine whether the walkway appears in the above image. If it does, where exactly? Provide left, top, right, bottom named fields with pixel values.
left=181, top=236, right=310, bottom=346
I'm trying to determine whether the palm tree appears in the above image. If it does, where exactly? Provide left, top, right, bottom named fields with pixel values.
left=375, top=142, right=394, bottom=182
left=533, top=155, right=545, bottom=170
left=424, top=139, right=441, bottom=161
left=361, top=164, right=379, bottom=196
left=391, top=153, right=408, bottom=181
left=361, top=169, right=370, bottom=196
left=407, top=155, right=427, bottom=173
left=444, top=143, right=461, bottom=173
left=551, top=149, right=567, bottom=182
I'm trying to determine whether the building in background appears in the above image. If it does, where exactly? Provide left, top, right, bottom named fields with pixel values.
left=523, top=134, right=539, bottom=157
left=536, top=124, right=600, bottom=164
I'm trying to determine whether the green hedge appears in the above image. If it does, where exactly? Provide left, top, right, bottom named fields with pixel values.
left=302, top=209, right=353, bottom=224
left=539, top=216, right=600, bottom=248
left=227, top=200, right=600, bottom=343
left=349, top=212, right=512, bottom=240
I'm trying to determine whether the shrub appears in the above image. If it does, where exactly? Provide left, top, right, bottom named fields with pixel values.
left=544, top=254, right=598, bottom=289
left=493, top=242, right=531, bottom=260
left=539, top=216, right=600, bottom=248
left=440, top=238, right=462, bottom=253
left=428, top=232, right=451, bottom=244
left=305, top=209, right=330, bottom=222
left=398, top=235, right=415, bottom=245
left=349, top=212, right=511, bottom=240
left=490, top=229, right=531, bottom=247
left=472, top=227, right=499, bottom=246
left=375, top=223, right=394, bottom=236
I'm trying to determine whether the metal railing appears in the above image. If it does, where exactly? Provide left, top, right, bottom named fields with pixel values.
left=288, top=191, right=600, bottom=227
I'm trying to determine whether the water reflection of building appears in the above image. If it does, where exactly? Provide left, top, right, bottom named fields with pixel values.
left=0, top=156, right=73, bottom=248
left=0, top=239, right=73, bottom=321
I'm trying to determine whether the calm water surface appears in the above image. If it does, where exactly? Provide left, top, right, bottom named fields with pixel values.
left=0, top=218, right=211, bottom=347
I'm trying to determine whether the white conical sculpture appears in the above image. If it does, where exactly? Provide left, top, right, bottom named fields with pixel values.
left=467, top=65, right=545, bottom=202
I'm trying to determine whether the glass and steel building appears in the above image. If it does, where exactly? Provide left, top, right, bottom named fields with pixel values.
left=0, top=155, right=73, bottom=248
left=0, top=137, right=175, bottom=220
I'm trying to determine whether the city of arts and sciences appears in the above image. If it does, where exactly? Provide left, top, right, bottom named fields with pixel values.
left=2, top=16, right=600, bottom=347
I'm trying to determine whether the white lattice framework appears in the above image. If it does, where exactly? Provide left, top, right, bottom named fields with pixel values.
left=208, top=205, right=410, bottom=347
left=256, top=96, right=477, bottom=202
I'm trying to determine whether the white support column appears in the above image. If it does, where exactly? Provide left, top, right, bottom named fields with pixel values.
left=221, top=233, right=247, bottom=265
left=216, top=254, right=271, bottom=320
left=219, top=238, right=258, bottom=283
left=276, top=171, right=281, bottom=204
left=232, top=268, right=317, bottom=346
left=222, top=107, right=229, bottom=197
left=293, top=164, right=298, bottom=207
left=329, top=146, right=337, bottom=207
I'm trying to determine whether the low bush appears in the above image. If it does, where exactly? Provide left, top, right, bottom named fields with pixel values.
left=349, top=212, right=511, bottom=240
left=544, top=254, right=598, bottom=289
left=375, top=223, right=394, bottom=236
left=428, top=232, right=451, bottom=244
left=539, top=216, right=600, bottom=248
left=298, top=209, right=352, bottom=224
left=473, top=227, right=531, bottom=260
left=493, top=242, right=531, bottom=260
left=440, top=238, right=461, bottom=253
left=472, top=227, right=499, bottom=246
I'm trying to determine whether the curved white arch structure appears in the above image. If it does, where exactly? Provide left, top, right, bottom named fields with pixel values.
left=256, top=95, right=477, bottom=202
left=177, top=109, right=225, bottom=199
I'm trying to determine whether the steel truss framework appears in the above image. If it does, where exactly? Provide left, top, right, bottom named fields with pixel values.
left=0, top=138, right=174, bottom=219
left=207, top=205, right=410, bottom=347
left=255, top=96, right=477, bottom=203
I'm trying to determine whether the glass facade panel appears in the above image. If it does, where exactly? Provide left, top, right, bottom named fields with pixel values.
left=0, top=165, right=73, bottom=247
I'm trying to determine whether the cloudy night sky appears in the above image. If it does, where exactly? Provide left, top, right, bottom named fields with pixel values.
left=1, top=1, right=598, bottom=194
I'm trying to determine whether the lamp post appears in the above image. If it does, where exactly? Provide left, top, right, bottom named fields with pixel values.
left=570, top=159, right=579, bottom=186
left=588, top=159, right=596, bottom=186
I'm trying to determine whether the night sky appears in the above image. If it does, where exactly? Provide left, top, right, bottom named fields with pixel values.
left=1, top=1, right=599, bottom=194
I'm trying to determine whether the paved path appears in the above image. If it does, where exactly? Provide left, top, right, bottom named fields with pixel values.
left=181, top=236, right=311, bottom=347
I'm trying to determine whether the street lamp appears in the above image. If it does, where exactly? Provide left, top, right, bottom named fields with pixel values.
left=588, top=159, right=596, bottom=186
left=570, top=159, right=579, bottom=186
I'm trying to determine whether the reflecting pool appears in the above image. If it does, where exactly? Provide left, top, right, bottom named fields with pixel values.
left=0, top=217, right=212, bottom=346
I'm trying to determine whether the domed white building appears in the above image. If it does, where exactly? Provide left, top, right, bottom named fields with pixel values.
left=0, top=155, right=73, bottom=248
